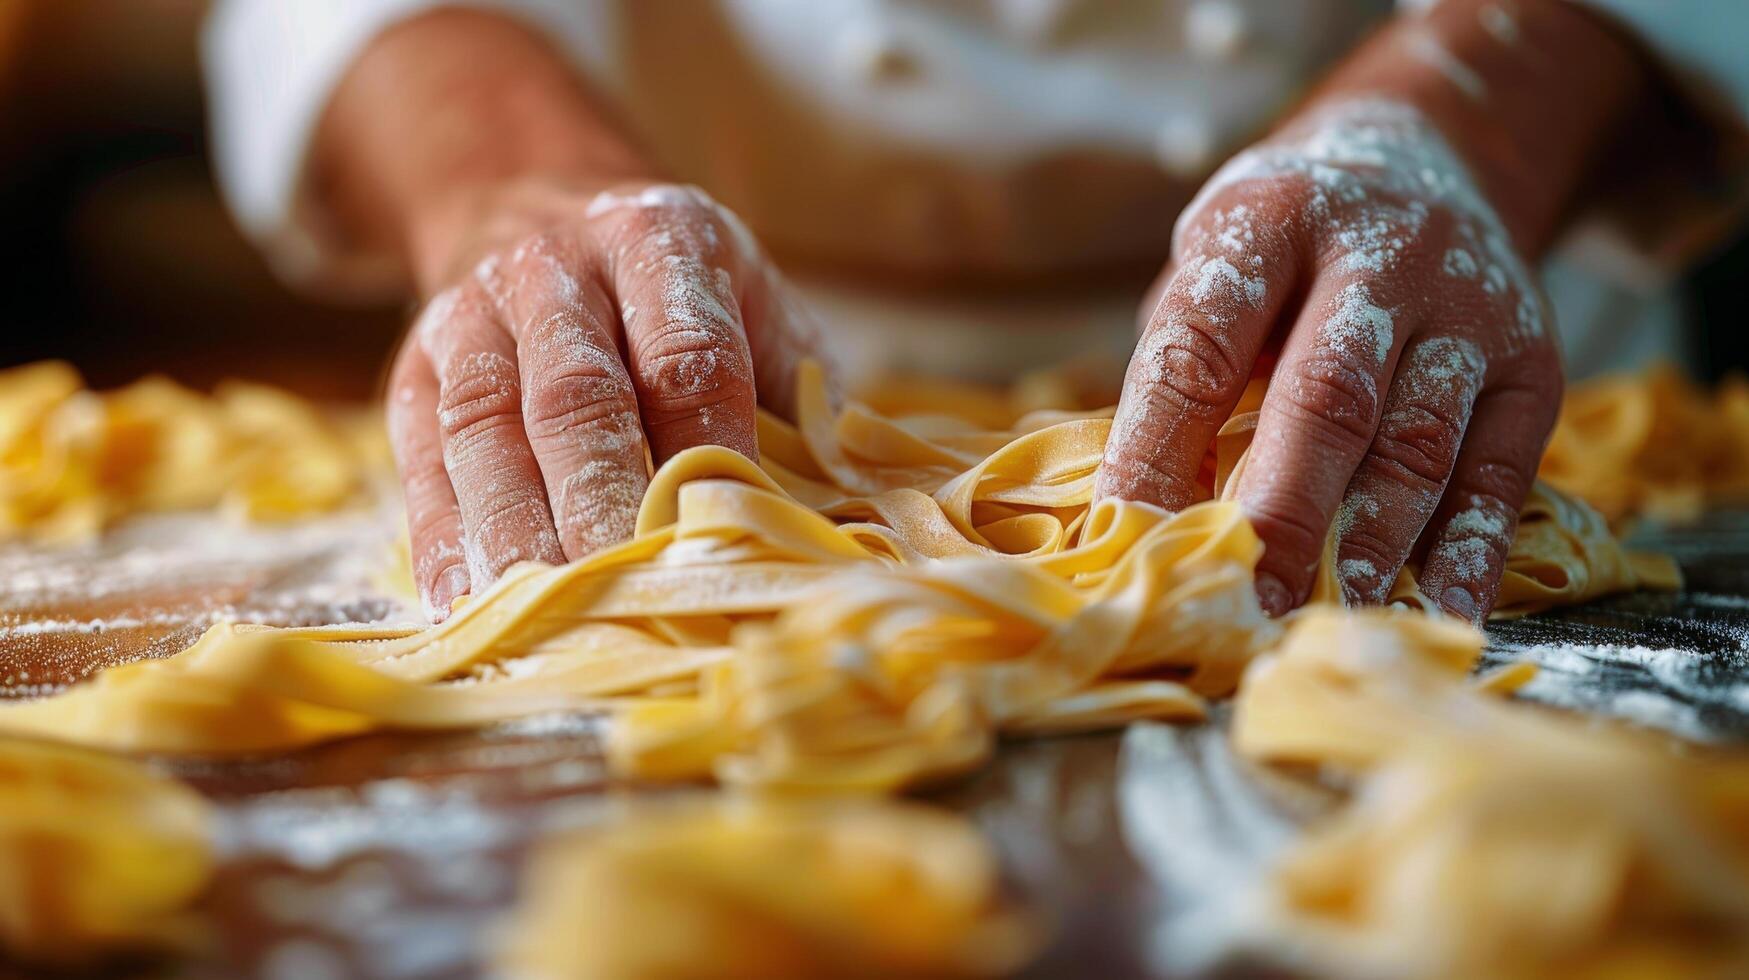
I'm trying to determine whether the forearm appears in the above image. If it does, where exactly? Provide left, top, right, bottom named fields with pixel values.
left=1309, top=0, right=1650, bottom=257
left=310, top=8, right=655, bottom=291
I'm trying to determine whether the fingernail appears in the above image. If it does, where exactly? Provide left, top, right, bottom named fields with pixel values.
left=1256, top=573, right=1291, bottom=617
left=426, top=565, right=470, bottom=623
left=1441, top=586, right=1479, bottom=624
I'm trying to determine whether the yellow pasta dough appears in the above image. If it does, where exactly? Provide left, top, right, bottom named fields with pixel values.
left=494, top=798, right=1033, bottom=979
left=0, top=739, right=212, bottom=965
left=1541, top=365, right=1749, bottom=524
left=0, top=361, right=383, bottom=542
left=0, top=361, right=1673, bottom=794
left=0, top=360, right=1731, bottom=977
left=1235, top=611, right=1749, bottom=980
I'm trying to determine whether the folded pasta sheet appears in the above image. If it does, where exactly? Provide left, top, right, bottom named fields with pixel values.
left=0, top=361, right=382, bottom=542
left=0, top=739, right=212, bottom=965
left=494, top=798, right=1034, bottom=979
left=1235, top=611, right=1749, bottom=980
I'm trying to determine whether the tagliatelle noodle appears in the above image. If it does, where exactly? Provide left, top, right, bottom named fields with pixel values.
left=0, top=359, right=1717, bottom=975
left=1540, top=365, right=1749, bottom=524
left=493, top=798, right=1035, bottom=979
left=1233, top=611, right=1749, bottom=980
left=0, top=360, right=1676, bottom=791
left=0, top=739, right=213, bottom=965
left=0, top=361, right=384, bottom=543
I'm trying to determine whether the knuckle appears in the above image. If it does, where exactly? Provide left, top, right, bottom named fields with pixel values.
left=1370, top=402, right=1466, bottom=489
left=1245, top=491, right=1329, bottom=576
left=612, top=194, right=727, bottom=260
left=1335, top=529, right=1399, bottom=602
left=523, top=358, right=638, bottom=442
left=503, top=234, right=581, bottom=298
left=509, top=231, right=563, bottom=266
left=1097, top=446, right=1200, bottom=510
left=1133, top=317, right=1247, bottom=424
left=1462, top=459, right=1531, bottom=512
left=468, top=492, right=559, bottom=571
left=1338, top=524, right=1402, bottom=575
left=437, top=354, right=523, bottom=443
left=638, top=331, right=749, bottom=416
left=473, top=489, right=548, bottom=541
left=412, top=285, right=473, bottom=355
left=1280, top=350, right=1379, bottom=451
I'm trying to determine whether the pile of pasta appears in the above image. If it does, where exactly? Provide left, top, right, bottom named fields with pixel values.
left=495, top=798, right=1035, bottom=979
left=0, top=362, right=1673, bottom=785
left=1541, top=365, right=1749, bottom=524
left=0, top=739, right=212, bottom=966
left=1235, top=611, right=1749, bottom=980
left=0, top=358, right=1716, bottom=976
left=0, top=361, right=383, bottom=543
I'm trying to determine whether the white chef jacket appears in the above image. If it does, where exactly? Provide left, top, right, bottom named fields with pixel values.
left=203, top=0, right=1749, bottom=380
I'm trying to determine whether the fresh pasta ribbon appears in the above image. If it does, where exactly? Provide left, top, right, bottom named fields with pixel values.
left=493, top=798, right=1035, bottom=979
left=0, top=359, right=1677, bottom=793
left=1234, top=611, right=1749, bottom=980
left=0, top=739, right=212, bottom=965
left=0, top=360, right=1726, bottom=977
left=0, top=625, right=579, bottom=754
left=0, top=361, right=382, bottom=543
left=1541, top=365, right=1749, bottom=524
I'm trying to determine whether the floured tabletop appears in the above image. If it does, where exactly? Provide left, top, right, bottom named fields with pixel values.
left=3, top=501, right=1747, bottom=979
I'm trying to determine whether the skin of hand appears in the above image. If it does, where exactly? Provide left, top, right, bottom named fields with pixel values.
left=312, top=11, right=826, bottom=621
left=1097, top=0, right=1652, bottom=622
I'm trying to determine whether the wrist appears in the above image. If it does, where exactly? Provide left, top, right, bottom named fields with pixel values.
left=311, top=8, right=658, bottom=292
left=1309, top=0, right=1649, bottom=257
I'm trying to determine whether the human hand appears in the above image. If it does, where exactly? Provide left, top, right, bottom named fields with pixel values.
left=387, top=180, right=826, bottom=620
left=1096, top=98, right=1561, bottom=622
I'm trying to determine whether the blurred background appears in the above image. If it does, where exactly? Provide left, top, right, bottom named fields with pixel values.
left=0, top=0, right=400, bottom=399
left=0, top=0, right=1745, bottom=402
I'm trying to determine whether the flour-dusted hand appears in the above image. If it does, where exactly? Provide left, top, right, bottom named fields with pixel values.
left=387, top=181, right=827, bottom=620
left=1098, top=98, right=1559, bottom=622
left=1097, top=0, right=1654, bottom=622
left=297, top=10, right=844, bottom=621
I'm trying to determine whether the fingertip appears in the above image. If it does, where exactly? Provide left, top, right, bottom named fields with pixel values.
left=424, top=564, right=470, bottom=624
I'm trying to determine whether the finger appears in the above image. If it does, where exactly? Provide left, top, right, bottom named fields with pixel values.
left=736, top=263, right=838, bottom=418
left=1234, top=277, right=1406, bottom=615
left=386, top=338, right=468, bottom=622
left=662, top=190, right=834, bottom=417
left=1332, top=336, right=1487, bottom=605
left=420, top=285, right=566, bottom=591
left=1096, top=201, right=1300, bottom=511
left=1415, top=381, right=1558, bottom=623
left=485, top=235, right=653, bottom=560
left=605, top=194, right=759, bottom=463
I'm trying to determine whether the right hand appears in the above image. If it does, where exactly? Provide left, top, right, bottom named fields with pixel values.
left=387, top=179, right=827, bottom=621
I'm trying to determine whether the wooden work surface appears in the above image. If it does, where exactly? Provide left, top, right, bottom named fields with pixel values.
left=4, top=501, right=1749, bottom=980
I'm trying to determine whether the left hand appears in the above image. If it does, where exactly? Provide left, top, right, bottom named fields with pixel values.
left=1095, top=98, right=1561, bottom=623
